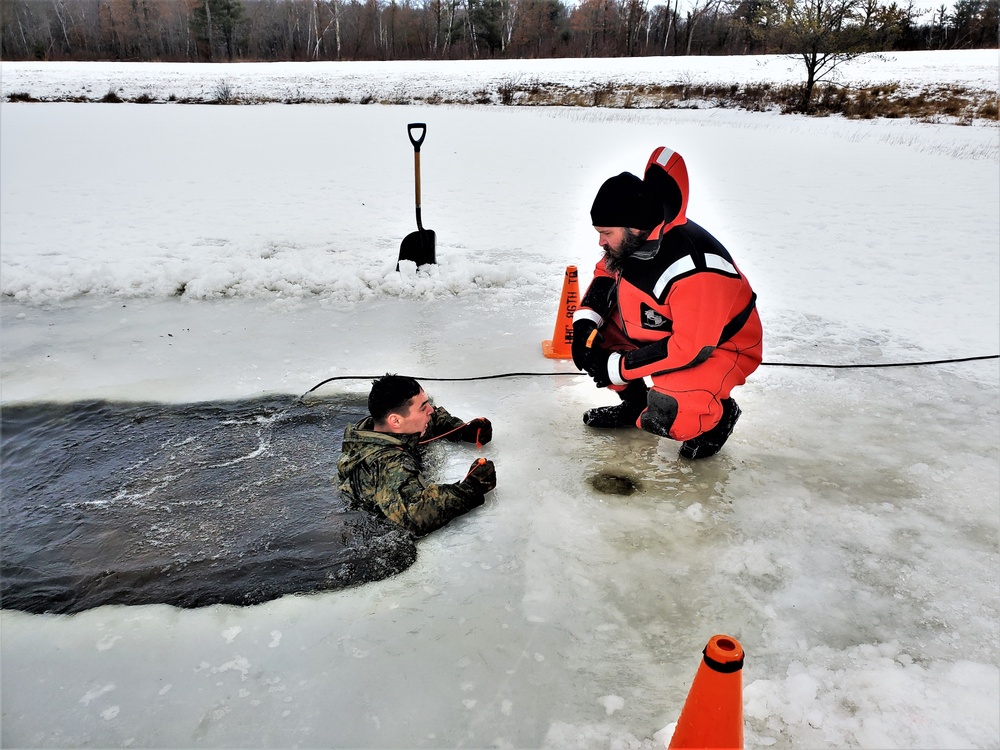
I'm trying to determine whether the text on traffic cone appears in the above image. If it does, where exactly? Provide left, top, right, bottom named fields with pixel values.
left=668, top=634, right=744, bottom=750
left=542, top=265, right=579, bottom=359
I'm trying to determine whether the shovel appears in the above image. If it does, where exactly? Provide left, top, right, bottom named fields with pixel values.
left=397, top=123, right=436, bottom=270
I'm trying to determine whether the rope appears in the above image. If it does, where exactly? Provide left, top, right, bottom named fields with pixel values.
left=417, top=422, right=466, bottom=445
left=758, top=354, right=998, bottom=369
left=301, top=354, right=998, bottom=398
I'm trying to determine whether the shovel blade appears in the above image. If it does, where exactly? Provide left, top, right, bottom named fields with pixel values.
left=397, top=229, right=436, bottom=269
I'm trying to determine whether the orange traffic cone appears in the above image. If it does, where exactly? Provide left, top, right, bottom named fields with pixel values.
left=668, top=635, right=745, bottom=750
left=542, top=265, right=579, bottom=359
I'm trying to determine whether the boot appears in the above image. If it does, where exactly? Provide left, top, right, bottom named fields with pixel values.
left=583, top=381, right=648, bottom=429
left=679, top=398, right=741, bottom=460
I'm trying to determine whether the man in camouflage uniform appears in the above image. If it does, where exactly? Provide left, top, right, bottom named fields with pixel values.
left=338, top=374, right=497, bottom=536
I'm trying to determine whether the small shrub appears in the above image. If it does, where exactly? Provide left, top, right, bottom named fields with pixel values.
left=133, top=92, right=155, bottom=104
left=212, top=79, right=234, bottom=104
left=389, top=87, right=411, bottom=105
left=498, top=75, right=522, bottom=105
left=7, top=92, right=39, bottom=103
left=101, top=87, right=123, bottom=103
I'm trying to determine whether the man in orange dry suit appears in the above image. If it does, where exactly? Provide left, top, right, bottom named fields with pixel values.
left=572, top=147, right=763, bottom=459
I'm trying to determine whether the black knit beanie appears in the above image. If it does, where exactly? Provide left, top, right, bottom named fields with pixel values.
left=590, top=172, right=663, bottom=230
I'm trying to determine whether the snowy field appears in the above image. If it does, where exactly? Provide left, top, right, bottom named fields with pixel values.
left=2, top=49, right=998, bottom=104
left=1, top=51, right=999, bottom=748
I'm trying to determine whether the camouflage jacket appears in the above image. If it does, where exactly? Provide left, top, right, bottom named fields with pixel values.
left=337, top=406, right=485, bottom=537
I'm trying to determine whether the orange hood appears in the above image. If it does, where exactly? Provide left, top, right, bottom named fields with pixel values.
left=644, top=146, right=690, bottom=235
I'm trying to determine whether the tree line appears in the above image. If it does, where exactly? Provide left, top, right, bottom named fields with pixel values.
left=2, top=0, right=996, bottom=62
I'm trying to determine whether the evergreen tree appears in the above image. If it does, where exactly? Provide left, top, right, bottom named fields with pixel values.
left=190, top=0, right=245, bottom=60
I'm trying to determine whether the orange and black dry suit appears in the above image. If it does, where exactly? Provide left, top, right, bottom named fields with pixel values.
left=574, top=147, right=763, bottom=441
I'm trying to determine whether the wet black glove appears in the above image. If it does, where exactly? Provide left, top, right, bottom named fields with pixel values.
left=583, top=347, right=612, bottom=388
left=464, top=459, right=497, bottom=494
left=572, top=320, right=600, bottom=371
left=460, top=418, right=493, bottom=446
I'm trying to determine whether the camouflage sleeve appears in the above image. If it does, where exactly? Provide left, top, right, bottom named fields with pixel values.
left=371, top=451, right=485, bottom=537
left=424, top=405, right=466, bottom=441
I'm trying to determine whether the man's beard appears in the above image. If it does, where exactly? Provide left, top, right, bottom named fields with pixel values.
left=603, top=229, right=650, bottom=273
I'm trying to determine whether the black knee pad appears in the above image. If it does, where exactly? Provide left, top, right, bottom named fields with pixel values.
left=639, top=391, right=678, bottom=438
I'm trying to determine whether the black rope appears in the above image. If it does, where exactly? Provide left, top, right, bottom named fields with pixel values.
left=301, top=371, right=575, bottom=396
left=759, top=354, right=999, bottom=369
left=301, top=354, right=999, bottom=397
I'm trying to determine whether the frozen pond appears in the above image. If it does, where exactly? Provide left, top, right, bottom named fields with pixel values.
left=1, top=60, right=998, bottom=748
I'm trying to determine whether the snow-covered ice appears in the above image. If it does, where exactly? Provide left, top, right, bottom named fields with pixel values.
left=1, top=51, right=998, bottom=748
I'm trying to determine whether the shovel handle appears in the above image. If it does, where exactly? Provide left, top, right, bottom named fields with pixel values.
left=407, top=123, right=427, bottom=152
left=407, top=123, right=426, bottom=210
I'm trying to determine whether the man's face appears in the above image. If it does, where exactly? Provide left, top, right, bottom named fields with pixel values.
left=595, top=226, right=646, bottom=272
left=394, top=388, right=434, bottom=436
left=595, top=226, right=631, bottom=257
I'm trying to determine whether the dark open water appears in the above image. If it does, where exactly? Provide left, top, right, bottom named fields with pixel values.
left=0, top=396, right=416, bottom=615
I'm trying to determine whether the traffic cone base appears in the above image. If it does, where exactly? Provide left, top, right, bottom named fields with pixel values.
left=542, top=265, right=579, bottom=360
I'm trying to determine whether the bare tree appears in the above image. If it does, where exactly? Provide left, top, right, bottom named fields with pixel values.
left=444, top=0, right=459, bottom=55
left=321, top=0, right=343, bottom=60
left=776, top=0, right=872, bottom=110
left=201, top=0, right=214, bottom=58
left=684, top=0, right=718, bottom=53
left=660, top=0, right=677, bottom=53
left=619, top=0, right=646, bottom=54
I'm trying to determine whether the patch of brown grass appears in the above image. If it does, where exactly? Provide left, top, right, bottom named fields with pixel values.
left=6, top=77, right=996, bottom=124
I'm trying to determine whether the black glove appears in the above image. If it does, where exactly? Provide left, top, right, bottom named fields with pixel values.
left=583, top=347, right=612, bottom=388
left=460, top=418, right=492, bottom=446
left=464, top=459, right=497, bottom=494
left=571, top=320, right=600, bottom=371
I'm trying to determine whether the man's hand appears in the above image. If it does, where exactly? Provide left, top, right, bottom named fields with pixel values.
left=460, top=418, right=492, bottom=446
left=582, top=348, right=612, bottom=388
left=571, top=320, right=600, bottom=371
left=464, top=458, right=497, bottom=494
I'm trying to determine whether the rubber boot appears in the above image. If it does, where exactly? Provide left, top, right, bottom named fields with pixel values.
left=679, top=398, right=741, bottom=460
left=583, top=381, right=649, bottom=429
left=638, top=390, right=678, bottom=438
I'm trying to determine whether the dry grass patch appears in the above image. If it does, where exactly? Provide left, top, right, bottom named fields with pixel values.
left=4, top=76, right=996, bottom=123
